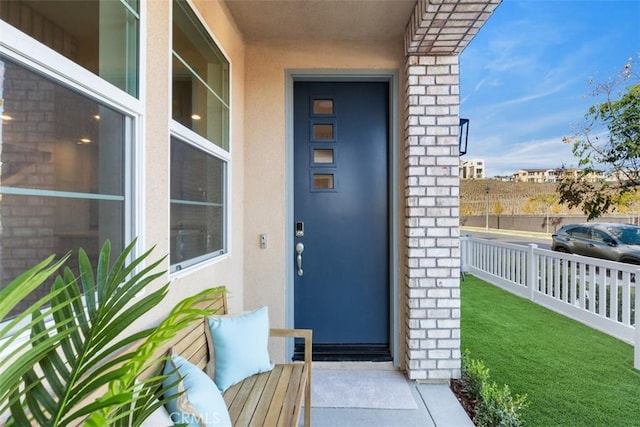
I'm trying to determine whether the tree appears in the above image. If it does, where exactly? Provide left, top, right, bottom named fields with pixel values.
left=461, top=202, right=475, bottom=217
left=531, top=194, right=558, bottom=212
left=491, top=200, right=505, bottom=215
left=522, top=199, right=535, bottom=215
left=613, top=190, right=640, bottom=223
left=558, top=54, right=640, bottom=220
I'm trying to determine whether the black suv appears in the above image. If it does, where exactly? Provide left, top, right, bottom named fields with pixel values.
left=551, top=222, right=640, bottom=264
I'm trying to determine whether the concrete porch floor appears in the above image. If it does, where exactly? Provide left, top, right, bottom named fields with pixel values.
left=301, top=364, right=474, bottom=427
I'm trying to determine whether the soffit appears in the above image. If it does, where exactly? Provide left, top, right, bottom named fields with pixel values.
left=222, top=0, right=501, bottom=55
left=222, top=0, right=417, bottom=42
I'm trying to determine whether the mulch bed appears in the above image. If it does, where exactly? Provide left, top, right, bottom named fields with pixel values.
left=450, top=378, right=477, bottom=422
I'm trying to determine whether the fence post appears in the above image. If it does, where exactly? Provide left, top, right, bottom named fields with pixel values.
left=460, top=234, right=471, bottom=278
left=635, top=276, right=639, bottom=370
left=527, top=244, right=538, bottom=301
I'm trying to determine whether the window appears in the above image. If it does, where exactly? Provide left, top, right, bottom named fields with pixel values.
left=0, top=0, right=139, bottom=97
left=591, top=229, right=609, bottom=243
left=171, top=0, right=229, bottom=272
left=172, top=0, right=229, bottom=150
left=567, top=227, right=590, bottom=239
left=0, top=56, right=132, bottom=318
left=1, top=1, right=139, bottom=320
left=170, top=137, right=225, bottom=267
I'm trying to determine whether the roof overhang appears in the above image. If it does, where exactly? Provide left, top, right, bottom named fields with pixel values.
left=222, top=0, right=501, bottom=55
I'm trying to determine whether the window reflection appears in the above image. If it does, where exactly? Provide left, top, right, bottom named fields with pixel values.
left=0, top=57, right=128, bottom=318
left=313, top=99, right=333, bottom=115
left=313, top=149, right=334, bottom=164
left=172, top=0, right=229, bottom=150
left=313, top=124, right=334, bottom=140
left=314, top=174, right=334, bottom=190
left=0, top=0, right=140, bottom=97
left=170, top=137, right=225, bottom=266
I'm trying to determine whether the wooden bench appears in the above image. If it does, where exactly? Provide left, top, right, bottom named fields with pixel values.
left=159, top=288, right=312, bottom=427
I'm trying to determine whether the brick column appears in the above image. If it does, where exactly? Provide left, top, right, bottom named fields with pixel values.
left=404, top=54, right=461, bottom=381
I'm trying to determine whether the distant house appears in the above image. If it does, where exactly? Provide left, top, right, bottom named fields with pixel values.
left=512, top=168, right=606, bottom=183
left=605, top=168, right=640, bottom=183
left=460, top=159, right=485, bottom=180
left=556, top=168, right=606, bottom=183
left=512, top=168, right=557, bottom=183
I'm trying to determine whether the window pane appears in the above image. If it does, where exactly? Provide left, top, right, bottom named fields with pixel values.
left=313, top=99, right=333, bottom=115
left=313, top=124, right=334, bottom=140
left=170, top=137, right=225, bottom=269
left=172, top=58, right=229, bottom=150
left=172, top=0, right=229, bottom=150
left=0, top=57, right=128, bottom=318
left=313, top=148, right=334, bottom=164
left=0, top=0, right=140, bottom=97
left=314, top=174, right=334, bottom=190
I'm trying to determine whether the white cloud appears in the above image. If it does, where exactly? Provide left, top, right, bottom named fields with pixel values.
left=493, top=80, right=576, bottom=108
left=478, top=135, right=578, bottom=177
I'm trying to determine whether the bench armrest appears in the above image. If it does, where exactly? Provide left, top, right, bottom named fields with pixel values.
left=269, top=328, right=312, bottom=365
left=269, top=328, right=312, bottom=427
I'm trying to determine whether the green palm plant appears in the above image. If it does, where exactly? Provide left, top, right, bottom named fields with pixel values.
left=0, top=239, right=225, bottom=426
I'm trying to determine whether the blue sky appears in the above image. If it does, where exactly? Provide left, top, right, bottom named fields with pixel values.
left=460, top=0, right=640, bottom=177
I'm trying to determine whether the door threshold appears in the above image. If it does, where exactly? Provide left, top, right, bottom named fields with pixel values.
left=312, top=361, right=396, bottom=370
left=293, top=344, right=392, bottom=362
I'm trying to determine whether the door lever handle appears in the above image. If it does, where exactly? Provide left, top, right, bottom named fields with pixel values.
left=296, top=242, right=304, bottom=276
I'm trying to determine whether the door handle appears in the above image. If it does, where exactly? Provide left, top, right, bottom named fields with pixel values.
left=296, top=242, right=304, bottom=276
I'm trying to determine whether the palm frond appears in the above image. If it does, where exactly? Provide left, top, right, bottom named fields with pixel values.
left=0, top=257, right=74, bottom=418
left=85, top=286, right=227, bottom=424
left=2, top=238, right=227, bottom=426
left=0, top=254, right=68, bottom=321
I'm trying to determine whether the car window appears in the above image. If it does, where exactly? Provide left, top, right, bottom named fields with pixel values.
left=591, top=229, right=610, bottom=242
left=564, top=226, right=577, bottom=236
left=567, top=226, right=590, bottom=239
left=607, top=225, right=640, bottom=245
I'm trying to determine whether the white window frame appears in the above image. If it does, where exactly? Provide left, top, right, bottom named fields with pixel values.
left=169, top=122, right=230, bottom=274
left=168, top=0, right=232, bottom=275
left=0, top=20, right=144, bottom=327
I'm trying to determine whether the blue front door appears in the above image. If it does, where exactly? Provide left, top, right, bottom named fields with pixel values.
left=293, top=81, right=390, bottom=360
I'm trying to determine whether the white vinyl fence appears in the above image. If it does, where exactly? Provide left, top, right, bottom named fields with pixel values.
left=460, top=235, right=640, bottom=370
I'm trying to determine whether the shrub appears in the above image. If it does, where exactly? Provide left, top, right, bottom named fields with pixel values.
left=460, top=349, right=528, bottom=426
left=475, top=382, right=529, bottom=427
left=462, top=349, right=490, bottom=401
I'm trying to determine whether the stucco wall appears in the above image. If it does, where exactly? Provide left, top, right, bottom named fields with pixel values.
left=142, top=0, right=246, bottom=324
left=243, top=40, right=406, bottom=362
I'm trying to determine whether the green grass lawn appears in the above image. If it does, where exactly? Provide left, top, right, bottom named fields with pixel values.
left=461, top=275, right=640, bottom=427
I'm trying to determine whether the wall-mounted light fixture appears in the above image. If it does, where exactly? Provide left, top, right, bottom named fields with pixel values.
left=459, top=118, right=469, bottom=156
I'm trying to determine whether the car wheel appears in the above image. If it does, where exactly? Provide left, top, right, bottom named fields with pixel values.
left=553, top=246, right=570, bottom=253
